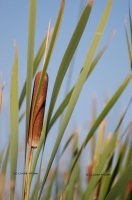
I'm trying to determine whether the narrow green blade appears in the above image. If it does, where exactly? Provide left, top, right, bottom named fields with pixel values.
left=25, top=0, right=37, bottom=141
left=10, top=46, right=19, bottom=200
left=19, top=110, right=26, bottom=122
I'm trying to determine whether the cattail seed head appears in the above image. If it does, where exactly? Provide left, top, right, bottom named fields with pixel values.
left=28, top=71, right=48, bottom=148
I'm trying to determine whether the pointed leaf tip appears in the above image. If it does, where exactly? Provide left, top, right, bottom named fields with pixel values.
left=89, top=0, right=94, bottom=7
left=13, top=40, right=18, bottom=53
left=62, top=0, right=65, bottom=5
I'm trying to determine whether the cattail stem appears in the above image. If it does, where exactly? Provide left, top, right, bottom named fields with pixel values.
left=24, top=147, right=33, bottom=200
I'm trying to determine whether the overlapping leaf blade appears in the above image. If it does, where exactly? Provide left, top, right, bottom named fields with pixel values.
left=38, top=0, right=114, bottom=198
left=70, top=73, right=132, bottom=180
left=48, top=33, right=114, bottom=133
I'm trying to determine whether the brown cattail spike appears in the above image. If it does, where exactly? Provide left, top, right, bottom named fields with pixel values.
left=28, top=71, right=48, bottom=148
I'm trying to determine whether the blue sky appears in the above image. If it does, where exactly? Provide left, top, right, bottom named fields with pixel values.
left=0, top=0, right=132, bottom=189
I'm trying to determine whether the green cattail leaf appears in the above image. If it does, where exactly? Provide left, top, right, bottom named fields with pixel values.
left=105, top=162, right=132, bottom=200
left=10, top=46, right=19, bottom=200
left=19, top=110, right=26, bottom=122
left=25, top=0, right=37, bottom=141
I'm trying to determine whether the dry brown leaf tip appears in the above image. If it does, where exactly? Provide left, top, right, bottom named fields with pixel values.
left=89, top=0, right=94, bottom=7
left=62, top=0, right=65, bottom=5
left=86, top=161, right=94, bottom=182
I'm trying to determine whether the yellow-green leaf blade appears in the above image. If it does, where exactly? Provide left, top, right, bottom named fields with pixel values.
left=26, top=0, right=37, bottom=140
left=10, top=48, right=19, bottom=200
